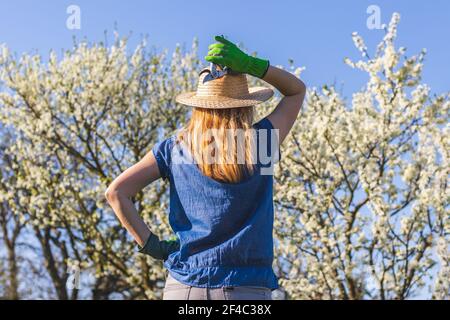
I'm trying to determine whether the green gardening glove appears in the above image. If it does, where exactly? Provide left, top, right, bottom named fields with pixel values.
left=137, top=232, right=180, bottom=261
left=205, top=35, right=270, bottom=79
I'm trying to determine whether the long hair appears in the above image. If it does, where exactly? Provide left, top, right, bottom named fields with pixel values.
left=176, top=106, right=256, bottom=183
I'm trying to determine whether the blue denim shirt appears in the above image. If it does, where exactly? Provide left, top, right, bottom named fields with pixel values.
left=152, top=117, right=280, bottom=289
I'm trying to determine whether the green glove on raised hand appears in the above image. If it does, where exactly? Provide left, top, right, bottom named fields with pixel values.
left=205, top=35, right=270, bottom=79
left=137, top=232, right=180, bottom=261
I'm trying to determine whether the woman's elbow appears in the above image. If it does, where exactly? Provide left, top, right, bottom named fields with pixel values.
left=298, top=79, right=306, bottom=94
left=105, top=185, right=120, bottom=202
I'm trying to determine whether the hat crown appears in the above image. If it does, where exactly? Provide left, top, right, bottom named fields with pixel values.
left=196, top=69, right=249, bottom=99
left=175, top=65, right=273, bottom=109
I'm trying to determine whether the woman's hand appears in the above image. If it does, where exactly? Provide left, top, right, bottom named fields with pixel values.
left=138, top=232, right=180, bottom=261
left=159, top=238, right=180, bottom=260
left=205, top=35, right=270, bottom=79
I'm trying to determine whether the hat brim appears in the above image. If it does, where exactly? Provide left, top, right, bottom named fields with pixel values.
left=175, top=86, right=274, bottom=109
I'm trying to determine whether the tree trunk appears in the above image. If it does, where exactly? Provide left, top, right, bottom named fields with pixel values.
left=5, top=240, right=19, bottom=299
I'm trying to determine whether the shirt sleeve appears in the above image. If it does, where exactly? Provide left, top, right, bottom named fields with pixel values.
left=151, top=136, right=174, bottom=181
left=253, top=117, right=281, bottom=164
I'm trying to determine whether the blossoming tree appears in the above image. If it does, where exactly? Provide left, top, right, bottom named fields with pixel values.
left=0, top=35, right=201, bottom=299
left=0, top=13, right=448, bottom=299
left=270, top=13, right=449, bottom=299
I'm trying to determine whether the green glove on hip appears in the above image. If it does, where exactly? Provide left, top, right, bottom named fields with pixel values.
left=205, top=35, right=270, bottom=79
left=137, top=232, right=180, bottom=261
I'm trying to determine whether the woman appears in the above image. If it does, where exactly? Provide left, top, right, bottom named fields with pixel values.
left=105, top=35, right=306, bottom=300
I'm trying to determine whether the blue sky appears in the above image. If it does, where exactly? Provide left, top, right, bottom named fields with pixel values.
left=0, top=0, right=449, bottom=98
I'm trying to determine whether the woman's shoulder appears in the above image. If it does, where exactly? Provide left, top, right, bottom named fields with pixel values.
left=153, top=132, right=194, bottom=165
left=151, top=134, right=181, bottom=180
left=153, top=135, right=177, bottom=155
left=252, top=117, right=281, bottom=166
left=253, top=117, right=275, bottom=130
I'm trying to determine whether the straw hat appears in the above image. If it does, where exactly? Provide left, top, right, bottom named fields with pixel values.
left=175, top=64, right=274, bottom=109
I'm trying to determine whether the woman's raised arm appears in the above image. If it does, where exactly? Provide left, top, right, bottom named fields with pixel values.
left=262, top=65, right=306, bottom=144
left=206, top=35, right=306, bottom=144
